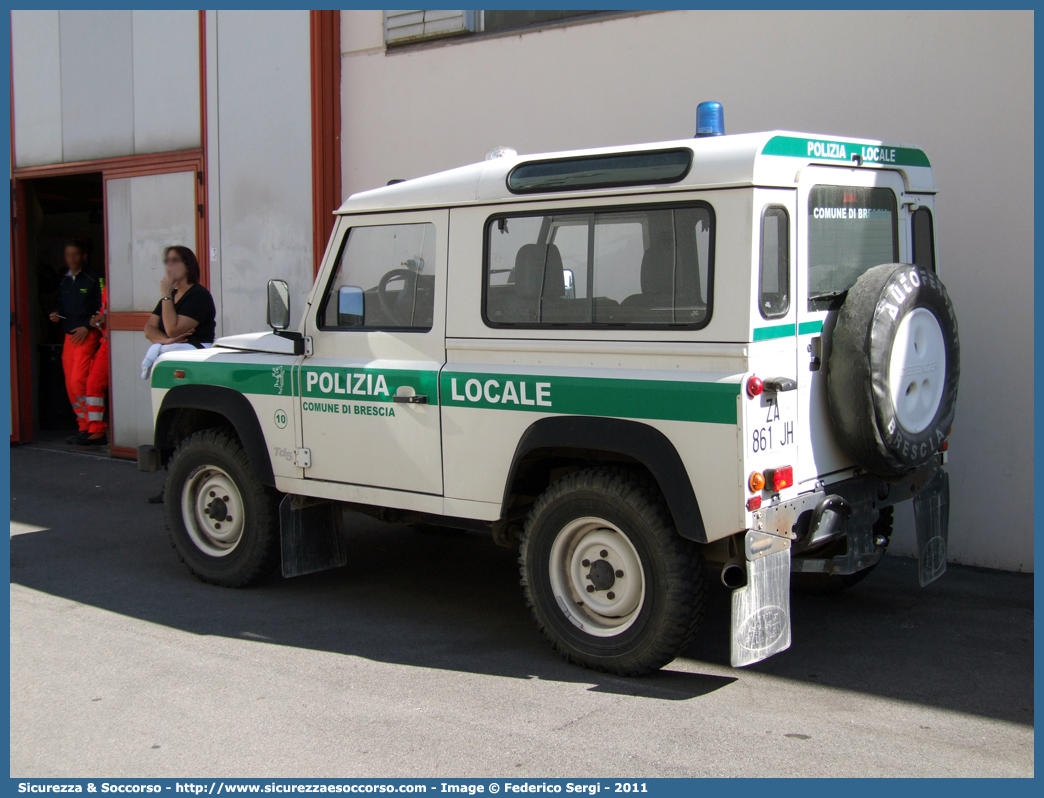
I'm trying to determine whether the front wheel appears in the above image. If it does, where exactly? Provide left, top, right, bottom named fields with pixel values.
left=520, top=468, right=706, bottom=676
left=165, top=428, right=281, bottom=587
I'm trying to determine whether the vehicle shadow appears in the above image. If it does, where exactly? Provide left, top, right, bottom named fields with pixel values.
left=9, top=447, right=1033, bottom=721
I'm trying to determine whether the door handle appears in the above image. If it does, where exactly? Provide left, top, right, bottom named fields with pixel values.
left=764, top=377, right=796, bottom=393
left=393, top=394, right=428, bottom=404
left=808, top=336, right=822, bottom=371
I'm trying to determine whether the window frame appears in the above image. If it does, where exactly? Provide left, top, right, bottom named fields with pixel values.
left=911, top=206, right=937, bottom=272
left=481, top=198, right=716, bottom=331
left=506, top=148, right=694, bottom=195
left=315, top=222, right=437, bottom=334
left=758, top=205, right=791, bottom=320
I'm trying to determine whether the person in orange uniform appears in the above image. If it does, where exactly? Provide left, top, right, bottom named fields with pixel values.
left=48, top=241, right=101, bottom=445
left=82, top=278, right=110, bottom=446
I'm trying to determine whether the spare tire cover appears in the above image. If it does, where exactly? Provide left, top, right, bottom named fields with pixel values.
left=825, top=263, right=959, bottom=476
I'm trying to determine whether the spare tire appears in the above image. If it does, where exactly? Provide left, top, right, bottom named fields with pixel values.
left=826, top=263, right=959, bottom=476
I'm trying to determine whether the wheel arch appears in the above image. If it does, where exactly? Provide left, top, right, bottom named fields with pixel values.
left=155, top=385, right=275, bottom=487
left=501, top=416, right=707, bottom=543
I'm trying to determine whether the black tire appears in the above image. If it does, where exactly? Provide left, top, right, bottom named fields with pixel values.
left=519, top=467, right=706, bottom=676
left=792, top=507, right=893, bottom=595
left=165, top=428, right=281, bottom=587
left=826, top=263, right=959, bottom=476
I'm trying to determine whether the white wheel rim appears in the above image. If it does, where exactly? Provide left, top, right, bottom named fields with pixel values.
left=548, top=517, right=646, bottom=637
left=888, top=307, right=946, bottom=434
left=181, top=465, right=245, bottom=557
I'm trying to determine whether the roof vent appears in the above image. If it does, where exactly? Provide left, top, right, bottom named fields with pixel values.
left=695, top=101, right=724, bottom=137
left=485, top=146, right=517, bottom=161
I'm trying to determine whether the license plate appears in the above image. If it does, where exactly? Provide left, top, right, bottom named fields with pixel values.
left=747, top=391, right=797, bottom=457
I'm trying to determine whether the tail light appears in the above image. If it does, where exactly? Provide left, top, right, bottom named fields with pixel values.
left=764, top=465, right=793, bottom=492
left=746, top=375, right=764, bottom=398
left=748, top=471, right=766, bottom=493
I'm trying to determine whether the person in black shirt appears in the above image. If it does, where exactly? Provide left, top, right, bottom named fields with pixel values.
left=144, top=245, right=216, bottom=348
left=143, top=245, right=216, bottom=505
left=48, top=240, right=102, bottom=444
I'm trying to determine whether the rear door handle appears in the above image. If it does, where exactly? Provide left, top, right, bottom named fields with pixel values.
left=764, top=377, right=797, bottom=392
left=393, top=394, right=428, bottom=404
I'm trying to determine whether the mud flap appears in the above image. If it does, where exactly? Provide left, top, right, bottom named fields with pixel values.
left=914, top=469, right=949, bottom=587
left=279, top=495, right=348, bottom=578
left=730, top=531, right=792, bottom=667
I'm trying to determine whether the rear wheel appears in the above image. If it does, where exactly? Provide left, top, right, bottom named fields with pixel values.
left=165, top=428, right=281, bottom=587
left=520, top=468, right=705, bottom=676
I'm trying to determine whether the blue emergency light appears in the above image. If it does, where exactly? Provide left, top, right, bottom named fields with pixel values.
left=695, top=101, right=724, bottom=137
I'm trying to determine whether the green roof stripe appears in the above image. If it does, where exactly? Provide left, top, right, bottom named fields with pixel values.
left=761, top=135, right=930, bottom=168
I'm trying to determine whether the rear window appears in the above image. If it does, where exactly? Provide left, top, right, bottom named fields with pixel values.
left=484, top=202, right=714, bottom=328
left=507, top=149, right=693, bottom=194
left=807, top=185, right=897, bottom=310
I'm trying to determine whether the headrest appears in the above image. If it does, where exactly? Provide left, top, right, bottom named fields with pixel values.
left=641, top=244, right=676, bottom=296
left=515, top=244, right=565, bottom=300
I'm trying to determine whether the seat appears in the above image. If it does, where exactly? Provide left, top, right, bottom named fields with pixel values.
left=618, top=244, right=676, bottom=322
left=512, top=243, right=567, bottom=323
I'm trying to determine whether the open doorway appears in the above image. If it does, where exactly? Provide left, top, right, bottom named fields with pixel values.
left=20, top=174, right=109, bottom=453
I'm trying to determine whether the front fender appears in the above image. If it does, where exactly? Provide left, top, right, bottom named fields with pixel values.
left=155, top=384, right=275, bottom=487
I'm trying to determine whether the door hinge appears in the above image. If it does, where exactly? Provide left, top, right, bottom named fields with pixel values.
left=303, top=336, right=313, bottom=357
left=197, top=203, right=204, bottom=218
left=197, top=170, right=203, bottom=185
left=294, top=448, right=311, bottom=468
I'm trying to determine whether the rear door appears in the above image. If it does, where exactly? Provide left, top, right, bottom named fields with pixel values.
left=795, top=167, right=909, bottom=487
left=300, top=211, right=447, bottom=495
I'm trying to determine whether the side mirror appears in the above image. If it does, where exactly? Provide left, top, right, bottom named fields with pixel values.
left=563, top=269, right=576, bottom=300
left=337, top=285, right=364, bottom=327
left=267, top=279, right=290, bottom=331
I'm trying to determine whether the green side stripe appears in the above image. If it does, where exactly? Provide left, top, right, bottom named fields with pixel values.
left=799, top=320, right=824, bottom=335
left=152, top=360, right=295, bottom=396
left=153, top=360, right=442, bottom=405
left=301, top=366, right=440, bottom=405
left=761, top=135, right=930, bottom=168
left=753, top=320, right=824, bottom=340
left=752, top=323, right=795, bottom=341
left=441, top=372, right=739, bottom=425
left=154, top=359, right=739, bottom=424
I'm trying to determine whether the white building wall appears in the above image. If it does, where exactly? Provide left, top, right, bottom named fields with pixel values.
left=340, top=9, right=1034, bottom=572
left=212, top=10, right=314, bottom=336
left=131, top=11, right=202, bottom=155
left=10, top=10, right=64, bottom=166
left=59, top=10, right=135, bottom=163
left=11, top=9, right=201, bottom=167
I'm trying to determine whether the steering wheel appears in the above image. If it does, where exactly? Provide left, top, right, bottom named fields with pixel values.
left=377, top=268, right=418, bottom=327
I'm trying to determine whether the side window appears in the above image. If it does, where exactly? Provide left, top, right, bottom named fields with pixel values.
left=318, top=223, right=436, bottom=331
left=759, top=206, right=790, bottom=319
left=484, top=203, right=714, bottom=328
left=911, top=207, right=936, bottom=272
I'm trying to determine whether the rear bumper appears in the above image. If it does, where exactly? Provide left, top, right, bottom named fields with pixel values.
left=750, top=457, right=945, bottom=576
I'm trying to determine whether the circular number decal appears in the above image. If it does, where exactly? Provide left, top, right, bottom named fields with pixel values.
left=274, top=409, right=288, bottom=429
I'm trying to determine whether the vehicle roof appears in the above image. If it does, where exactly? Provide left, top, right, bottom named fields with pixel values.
left=336, top=130, right=935, bottom=215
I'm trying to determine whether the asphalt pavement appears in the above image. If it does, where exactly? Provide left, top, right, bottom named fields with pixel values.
left=9, top=445, right=1034, bottom=777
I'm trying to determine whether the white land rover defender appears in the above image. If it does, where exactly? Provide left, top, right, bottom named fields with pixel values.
left=140, top=105, right=958, bottom=673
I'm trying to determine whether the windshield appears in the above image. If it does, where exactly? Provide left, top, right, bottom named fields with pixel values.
left=807, top=185, right=897, bottom=310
